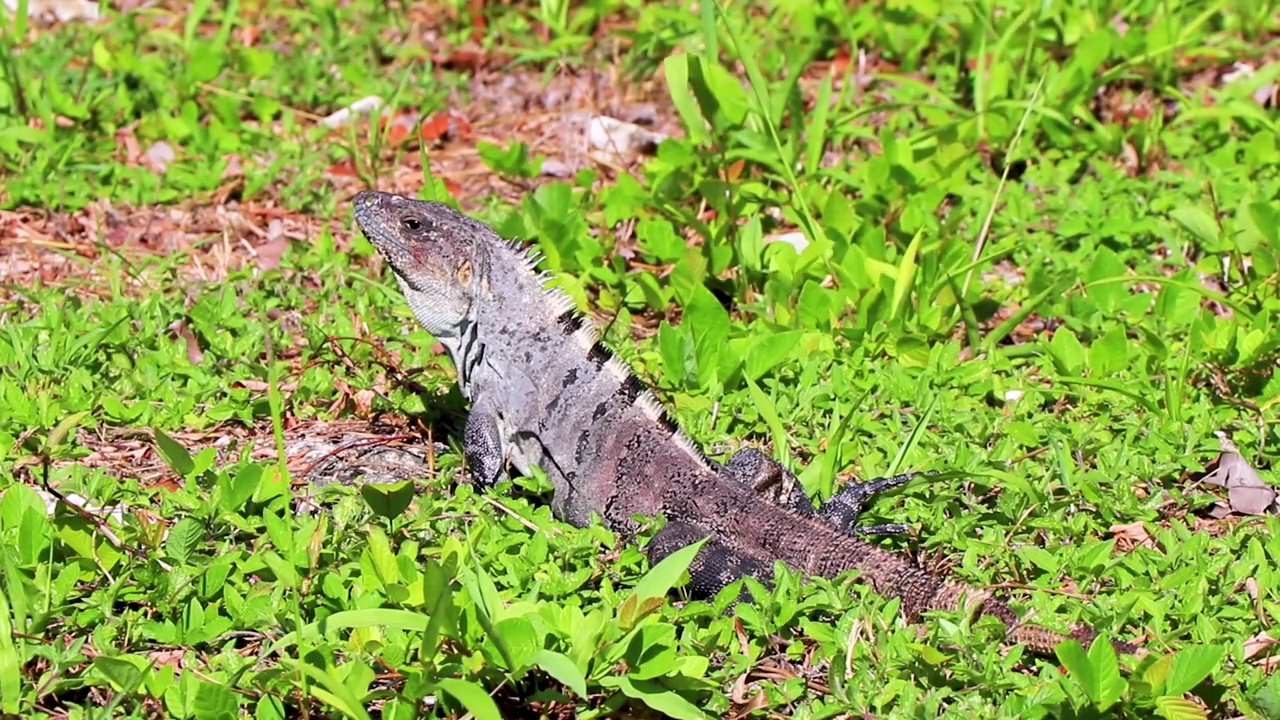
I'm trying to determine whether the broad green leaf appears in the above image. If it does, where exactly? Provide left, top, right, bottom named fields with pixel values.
left=602, top=675, right=709, bottom=720
left=359, top=480, right=414, bottom=519
left=634, top=537, right=707, bottom=600
left=0, top=590, right=20, bottom=714
left=165, top=518, right=203, bottom=565
left=1047, top=327, right=1086, bottom=376
left=492, top=616, right=540, bottom=670
left=318, top=608, right=430, bottom=633
left=1085, top=634, right=1126, bottom=711
left=192, top=678, right=240, bottom=720
left=153, top=428, right=195, bottom=477
left=1169, top=206, right=1220, bottom=248
left=91, top=655, right=147, bottom=694
left=1056, top=640, right=1100, bottom=703
left=1164, top=644, right=1225, bottom=696
left=365, top=526, right=399, bottom=586
left=434, top=678, right=501, bottom=720
left=532, top=650, right=588, bottom=698
left=662, top=54, right=709, bottom=144
left=743, top=330, right=801, bottom=381
left=219, top=464, right=261, bottom=514
left=1154, top=695, right=1209, bottom=720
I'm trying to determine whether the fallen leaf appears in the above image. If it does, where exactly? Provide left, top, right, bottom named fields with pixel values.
left=321, top=95, right=384, bottom=129
left=1244, top=632, right=1278, bottom=661
left=326, top=159, right=359, bottom=178
left=1109, top=521, right=1158, bottom=551
left=587, top=115, right=668, bottom=156
left=353, top=389, right=375, bottom=417
left=168, top=320, right=203, bottom=365
left=420, top=110, right=473, bottom=143
left=1193, top=435, right=1278, bottom=516
left=142, top=141, right=175, bottom=174
left=255, top=221, right=288, bottom=272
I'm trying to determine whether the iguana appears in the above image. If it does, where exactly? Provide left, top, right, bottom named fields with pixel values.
left=351, top=189, right=1138, bottom=658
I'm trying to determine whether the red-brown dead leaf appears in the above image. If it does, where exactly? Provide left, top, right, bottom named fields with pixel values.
left=434, top=47, right=492, bottom=73
left=1244, top=632, right=1277, bottom=661
left=831, top=46, right=851, bottom=77
left=115, top=126, right=141, bottom=166
left=1109, top=521, right=1158, bottom=551
left=384, top=111, right=420, bottom=146
left=142, top=141, right=176, bottom=174
left=326, top=159, right=360, bottom=178
left=353, top=388, right=376, bottom=418
left=728, top=672, right=768, bottom=717
left=221, top=154, right=244, bottom=181
left=254, top=219, right=288, bottom=272
left=168, top=320, right=204, bottom=365
left=420, top=110, right=474, bottom=144
left=733, top=616, right=750, bottom=657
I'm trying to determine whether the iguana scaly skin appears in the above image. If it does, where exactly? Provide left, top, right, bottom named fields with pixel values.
left=352, top=189, right=1137, bottom=657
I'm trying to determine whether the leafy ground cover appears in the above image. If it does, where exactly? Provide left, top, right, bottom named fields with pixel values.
left=2, top=0, right=1280, bottom=717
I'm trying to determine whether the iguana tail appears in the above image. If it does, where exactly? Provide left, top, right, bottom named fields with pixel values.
left=814, top=535, right=1142, bottom=658
left=928, top=578, right=1143, bottom=657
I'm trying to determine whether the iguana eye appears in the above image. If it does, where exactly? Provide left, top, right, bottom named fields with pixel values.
left=402, top=217, right=423, bottom=231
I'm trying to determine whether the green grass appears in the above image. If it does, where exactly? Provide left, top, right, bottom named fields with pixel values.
left=3, top=0, right=1280, bottom=717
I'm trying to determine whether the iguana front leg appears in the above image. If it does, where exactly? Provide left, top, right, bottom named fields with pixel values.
left=719, top=447, right=913, bottom=536
left=463, top=405, right=508, bottom=489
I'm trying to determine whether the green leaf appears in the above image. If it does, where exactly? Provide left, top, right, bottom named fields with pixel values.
left=602, top=675, right=709, bottom=720
left=1169, top=206, right=1220, bottom=248
left=165, top=518, right=203, bottom=565
left=1056, top=640, right=1100, bottom=703
left=662, top=54, right=709, bottom=144
left=365, top=526, right=400, bottom=586
left=359, top=480, right=414, bottom=519
left=1248, top=671, right=1280, bottom=719
left=1240, top=201, right=1280, bottom=251
left=421, top=557, right=459, bottom=651
left=890, top=228, right=923, bottom=321
left=153, top=428, right=195, bottom=477
left=743, top=375, right=790, bottom=466
left=45, top=411, right=90, bottom=452
left=1154, top=695, right=1209, bottom=720
left=1164, top=644, right=1225, bottom=697
left=492, top=616, right=540, bottom=670
left=688, top=56, right=750, bottom=131
left=218, top=463, right=261, bottom=514
left=635, top=537, right=707, bottom=600
left=192, top=678, right=239, bottom=720
left=434, top=678, right=502, bottom=720
left=1047, top=326, right=1086, bottom=376
left=0, top=590, right=21, bottom=714
left=1085, top=634, right=1126, bottom=711
left=91, top=655, right=147, bottom=693
left=743, top=330, right=801, bottom=381
left=532, top=650, right=588, bottom=698
left=318, top=608, right=430, bottom=633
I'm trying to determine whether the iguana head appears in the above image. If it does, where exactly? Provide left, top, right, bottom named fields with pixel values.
left=352, top=190, right=494, bottom=338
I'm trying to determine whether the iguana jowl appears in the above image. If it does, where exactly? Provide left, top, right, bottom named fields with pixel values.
left=352, top=189, right=1136, bottom=657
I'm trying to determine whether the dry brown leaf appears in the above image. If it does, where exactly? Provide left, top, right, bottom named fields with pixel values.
left=1193, top=436, right=1278, bottom=516
left=168, top=320, right=204, bottom=365
left=1109, top=520, right=1158, bottom=551
left=1245, top=632, right=1278, bottom=659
